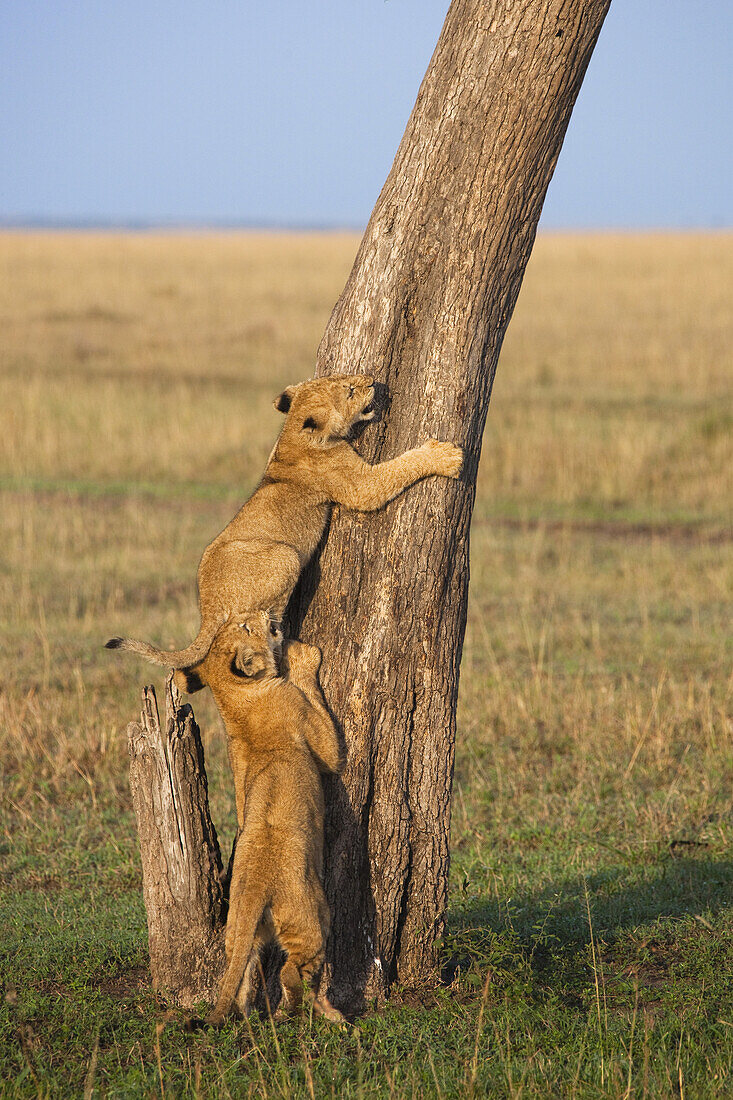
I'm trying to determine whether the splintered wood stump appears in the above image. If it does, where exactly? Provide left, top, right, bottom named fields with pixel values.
left=127, top=676, right=225, bottom=1008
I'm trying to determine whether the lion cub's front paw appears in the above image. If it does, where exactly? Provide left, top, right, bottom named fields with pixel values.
left=283, top=639, right=322, bottom=679
left=422, top=440, right=464, bottom=478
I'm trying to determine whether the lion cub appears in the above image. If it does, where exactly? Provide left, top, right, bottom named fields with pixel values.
left=107, top=374, right=463, bottom=683
left=193, top=610, right=344, bottom=1026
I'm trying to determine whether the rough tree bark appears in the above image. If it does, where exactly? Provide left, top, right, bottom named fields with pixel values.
left=127, top=677, right=225, bottom=1008
left=289, top=0, right=611, bottom=1012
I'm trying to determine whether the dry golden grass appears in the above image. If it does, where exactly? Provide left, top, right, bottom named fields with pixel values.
left=0, top=228, right=730, bottom=826
left=0, top=233, right=353, bottom=486
left=1, top=231, right=731, bottom=513
left=0, top=230, right=730, bottom=1096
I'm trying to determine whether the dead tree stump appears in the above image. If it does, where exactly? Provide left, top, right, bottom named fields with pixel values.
left=127, top=675, right=225, bottom=1008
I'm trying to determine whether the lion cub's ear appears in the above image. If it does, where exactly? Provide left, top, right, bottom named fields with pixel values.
left=231, top=645, right=267, bottom=679
left=274, top=385, right=297, bottom=414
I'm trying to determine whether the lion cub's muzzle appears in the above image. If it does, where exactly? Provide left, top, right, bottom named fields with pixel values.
left=358, top=386, right=377, bottom=421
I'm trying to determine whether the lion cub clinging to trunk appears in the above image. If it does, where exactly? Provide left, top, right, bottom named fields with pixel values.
left=106, top=374, right=463, bottom=685
left=194, top=610, right=344, bottom=1026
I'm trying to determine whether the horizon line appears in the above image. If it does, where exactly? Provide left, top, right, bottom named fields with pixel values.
left=1, top=216, right=731, bottom=234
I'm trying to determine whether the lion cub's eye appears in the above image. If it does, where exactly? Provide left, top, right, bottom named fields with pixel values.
left=269, top=623, right=280, bottom=637
left=348, top=385, right=355, bottom=398
left=238, top=622, right=251, bottom=634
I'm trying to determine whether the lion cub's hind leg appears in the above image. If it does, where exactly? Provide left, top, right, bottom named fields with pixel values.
left=274, top=915, right=322, bottom=1019
left=273, top=891, right=346, bottom=1025
left=173, top=542, right=299, bottom=697
left=235, top=909, right=276, bottom=1017
left=207, top=539, right=302, bottom=625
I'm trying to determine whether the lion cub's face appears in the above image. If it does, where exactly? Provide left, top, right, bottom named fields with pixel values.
left=274, top=374, right=376, bottom=443
left=186, top=612, right=283, bottom=696
left=212, top=612, right=283, bottom=680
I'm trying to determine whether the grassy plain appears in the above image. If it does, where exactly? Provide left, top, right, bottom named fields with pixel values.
left=0, top=230, right=731, bottom=1097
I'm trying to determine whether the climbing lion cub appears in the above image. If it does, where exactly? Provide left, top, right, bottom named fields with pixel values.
left=106, top=374, right=463, bottom=683
left=193, top=611, right=344, bottom=1025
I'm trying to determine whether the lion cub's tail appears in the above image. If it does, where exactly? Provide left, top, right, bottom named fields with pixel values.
left=104, top=624, right=215, bottom=672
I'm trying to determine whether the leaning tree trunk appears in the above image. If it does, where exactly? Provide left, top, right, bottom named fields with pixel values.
left=125, top=0, right=610, bottom=1012
left=290, top=0, right=611, bottom=1011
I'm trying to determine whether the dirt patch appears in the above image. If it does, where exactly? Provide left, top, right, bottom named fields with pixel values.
left=97, top=964, right=150, bottom=1002
left=478, top=515, right=731, bottom=545
left=33, top=966, right=150, bottom=1006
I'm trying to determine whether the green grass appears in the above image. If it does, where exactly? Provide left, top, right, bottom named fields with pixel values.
left=0, top=231, right=731, bottom=1096
left=1, top=870, right=731, bottom=1095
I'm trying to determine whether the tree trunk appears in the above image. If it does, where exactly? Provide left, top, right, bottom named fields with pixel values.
left=291, top=0, right=611, bottom=1012
left=127, top=676, right=225, bottom=1008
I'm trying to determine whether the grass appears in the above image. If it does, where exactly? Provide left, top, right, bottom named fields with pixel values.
left=0, top=230, right=731, bottom=1096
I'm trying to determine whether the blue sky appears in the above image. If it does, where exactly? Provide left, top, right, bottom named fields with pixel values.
left=1, top=1, right=731, bottom=228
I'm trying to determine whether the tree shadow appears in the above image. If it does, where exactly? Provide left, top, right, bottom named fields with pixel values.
left=284, top=482, right=383, bottom=1017
left=286, top=513, right=328, bottom=634
left=443, top=854, right=733, bottom=981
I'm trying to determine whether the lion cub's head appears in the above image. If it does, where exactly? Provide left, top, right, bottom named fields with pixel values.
left=274, top=374, right=376, bottom=444
left=174, top=612, right=282, bottom=696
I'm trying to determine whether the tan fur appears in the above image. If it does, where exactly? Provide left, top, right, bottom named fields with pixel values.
left=193, top=611, right=345, bottom=1025
left=106, top=374, right=463, bottom=680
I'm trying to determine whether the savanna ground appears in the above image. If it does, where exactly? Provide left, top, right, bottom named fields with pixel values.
left=0, top=231, right=731, bottom=1097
